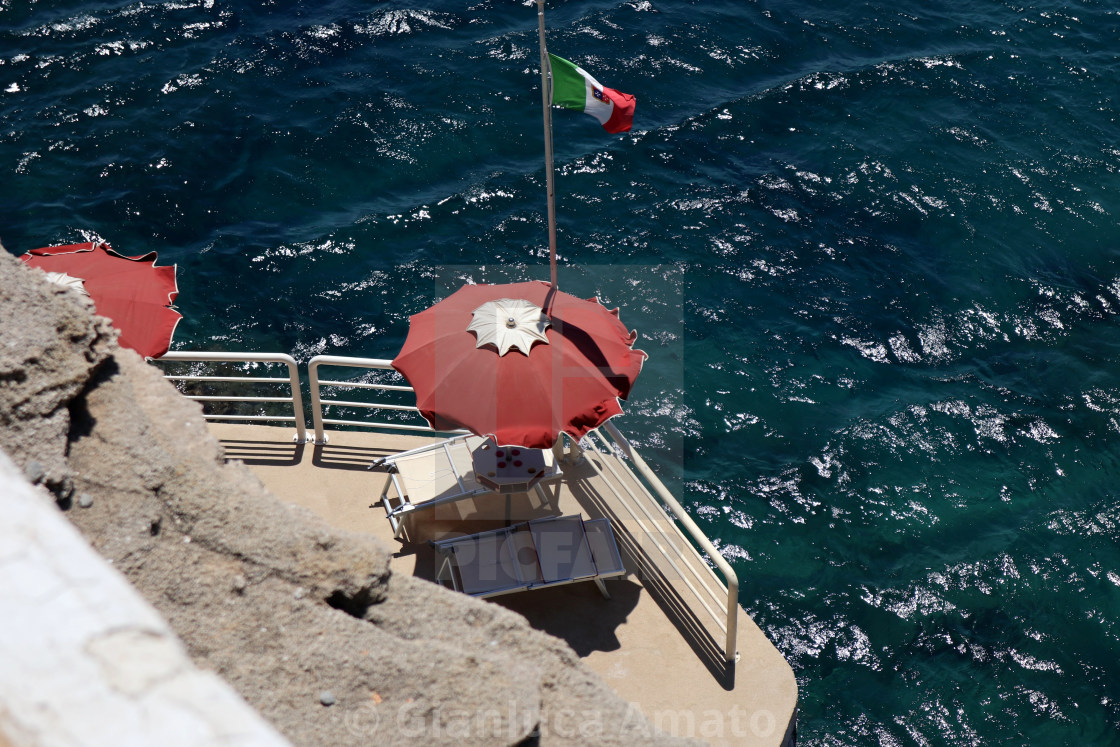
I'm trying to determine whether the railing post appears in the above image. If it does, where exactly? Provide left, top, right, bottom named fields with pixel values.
left=284, top=357, right=308, bottom=444
left=307, top=357, right=327, bottom=445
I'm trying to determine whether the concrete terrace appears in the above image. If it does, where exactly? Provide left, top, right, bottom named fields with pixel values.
left=208, top=422, right=797, bottom=747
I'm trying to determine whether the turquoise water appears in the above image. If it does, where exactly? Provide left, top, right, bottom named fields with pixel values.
left=4, top=1, right=1120, bottom=743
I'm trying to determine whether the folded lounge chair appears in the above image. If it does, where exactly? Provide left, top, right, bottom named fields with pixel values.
left=431, top=514, right=627, bottom=599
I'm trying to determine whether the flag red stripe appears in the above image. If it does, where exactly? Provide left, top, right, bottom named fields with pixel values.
left=601, top=86, right=635, bottom=133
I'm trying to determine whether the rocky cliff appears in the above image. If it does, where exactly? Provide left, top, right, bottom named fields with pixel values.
left=0, top=247, right=686, bottom=746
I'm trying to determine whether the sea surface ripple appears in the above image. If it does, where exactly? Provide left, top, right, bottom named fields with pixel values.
left=4, top=1, right=1120, bottom=744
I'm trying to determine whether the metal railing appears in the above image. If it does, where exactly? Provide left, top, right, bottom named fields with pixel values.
left=154, top=352, right=307, bottom=443
left=307, top=355, right=464, bottom=444
left=587, top=421, right=739, bottom=663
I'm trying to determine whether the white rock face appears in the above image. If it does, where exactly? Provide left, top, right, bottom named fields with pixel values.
left=0, top=449, right=290, bottom=747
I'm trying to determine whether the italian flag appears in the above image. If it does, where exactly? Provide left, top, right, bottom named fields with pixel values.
left=548, top=53, right=635, bottom=134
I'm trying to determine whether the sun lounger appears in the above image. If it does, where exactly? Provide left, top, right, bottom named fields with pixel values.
left=371, top=434, right=492, bottom=539
left=371, top=435, right=562, bottom=540
left=432, top=514, right=627, bottom=599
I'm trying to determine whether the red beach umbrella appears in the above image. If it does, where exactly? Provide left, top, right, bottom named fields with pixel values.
left=392, top=280, right=646, bottom=449
left=20, top=241, right=181, bottom=359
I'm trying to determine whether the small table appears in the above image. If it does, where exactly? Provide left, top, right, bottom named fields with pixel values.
left=470, top=439, right=560, bottom=494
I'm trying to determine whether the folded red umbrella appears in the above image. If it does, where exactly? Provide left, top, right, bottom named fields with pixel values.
left=20, top=241, right=181, bottom=359
left=392, top=280, right=646, bottom=448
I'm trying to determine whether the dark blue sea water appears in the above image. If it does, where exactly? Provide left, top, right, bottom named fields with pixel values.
left=5, top=1, right=1120, bottom=743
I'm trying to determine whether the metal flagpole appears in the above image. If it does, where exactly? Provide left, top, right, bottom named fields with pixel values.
left=536, top=0, right=558, bottom=290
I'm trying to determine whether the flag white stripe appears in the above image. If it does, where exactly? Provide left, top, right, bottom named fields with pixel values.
left=575, top=64, right=615, bottom=126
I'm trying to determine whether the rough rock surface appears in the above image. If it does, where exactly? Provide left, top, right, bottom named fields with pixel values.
left=0, top=248, right=688, bottom=746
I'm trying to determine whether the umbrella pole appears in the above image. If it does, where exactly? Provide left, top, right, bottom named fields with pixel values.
left=537, top=0, right=558, bottom=290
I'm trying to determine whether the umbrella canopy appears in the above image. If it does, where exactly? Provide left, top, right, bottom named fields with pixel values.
left=21, top=241, right=181, bottom=359
left=393, top=280, right=646, bottom=448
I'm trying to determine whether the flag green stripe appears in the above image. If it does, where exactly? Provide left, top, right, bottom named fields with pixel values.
left=549, top=54, right=588, bottom=111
